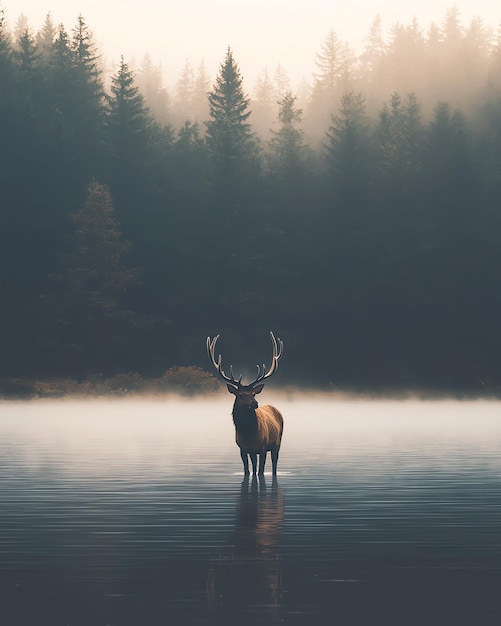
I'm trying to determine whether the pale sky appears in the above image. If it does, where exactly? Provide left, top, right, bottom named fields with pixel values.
left=2, top=0, right=500, bottom=89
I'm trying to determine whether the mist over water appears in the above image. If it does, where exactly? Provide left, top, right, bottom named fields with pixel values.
left=1, top=397, right=501, bottom=625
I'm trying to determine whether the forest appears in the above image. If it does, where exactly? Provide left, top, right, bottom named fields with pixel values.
left=1, top=4, right=501, bottom=395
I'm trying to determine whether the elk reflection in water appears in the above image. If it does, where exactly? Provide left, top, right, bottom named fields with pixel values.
left=207, top=475, right=284, bottom=625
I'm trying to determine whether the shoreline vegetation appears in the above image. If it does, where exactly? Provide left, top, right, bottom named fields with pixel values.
left=1, top=367, right=499, bottom=401
left=0, top=366, right=218, bottom=400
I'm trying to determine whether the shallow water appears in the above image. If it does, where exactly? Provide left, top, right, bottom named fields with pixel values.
left=1, top=397, right=501, bottom=625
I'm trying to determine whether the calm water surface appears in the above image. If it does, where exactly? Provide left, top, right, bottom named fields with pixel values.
left=1, top=397, right=501, bottom=625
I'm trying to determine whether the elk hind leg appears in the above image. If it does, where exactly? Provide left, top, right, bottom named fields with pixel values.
left=271, top=447, right=280, bottom=475
left=258, top=451, right=267, bottom=475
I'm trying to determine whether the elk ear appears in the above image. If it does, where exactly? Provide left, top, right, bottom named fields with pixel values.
left=252, top=384, right=264, bottom=394
left=227, top=384, right=238, bottom=395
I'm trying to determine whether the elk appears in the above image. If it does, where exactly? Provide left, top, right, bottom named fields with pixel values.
left=206, top=332, right=284, bottom=476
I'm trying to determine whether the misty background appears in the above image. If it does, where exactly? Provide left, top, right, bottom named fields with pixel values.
left=3, top=0, right=501, bottom=88
left=1, top=2, right=501, bottom=394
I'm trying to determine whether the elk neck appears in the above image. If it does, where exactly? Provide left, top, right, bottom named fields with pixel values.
left=232, top=401, right=259, bottom=435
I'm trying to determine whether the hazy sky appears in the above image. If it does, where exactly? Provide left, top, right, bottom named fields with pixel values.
left=3, top=1, right=500, bottom=88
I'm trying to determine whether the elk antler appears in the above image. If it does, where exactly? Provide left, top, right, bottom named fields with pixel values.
left=206, top=335, right=242, bottom=386
left=246, top=331, right=284, bottom=387
left=206, top=332, right=283, bottom=388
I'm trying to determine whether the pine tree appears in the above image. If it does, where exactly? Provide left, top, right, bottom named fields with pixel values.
left=50, top=22, right=73, bottom=84
left=269, top=92, right=307, bottom=183
left=314, top=29, right=345, bottom=93
left=12, top=26, right=44, bottom=166
left=36, top=12, right=56, bottom=60
left=105, top=54, right=166, bottom=250
left=68, top=180, right=136, bottom=310
left=47, top=181, right=138, bottom=373
left=266, top=91, right=312, bottom=259
left=41, top=20, right=106, bottom=186
left=174, top=120, right=208, bottom=194
left=325, top=91, right=372, bottom=199
left=44, top=23, right=73, bottom=154
left=442, top=5, right=463, bottom=49
left=425, top=21, right=443, bottom=103
left=317, top=93, right=375, bottom=376
left=106, top=56, right=153, bottom=179
left=137, top=54, right=170, bottom=126
left=12, top=13, right=29, bottom=48
left=362, top=15, right=386, bottom=74
left=175, top=59, right=195, bottom=122
left=374, top=93, right=424, bottom=292
left=71, top=14, right=102, bottom=97
left=192, top=60, right=211, bottom=123
left=170, top=121, right=209, bottom=252
left=206, top=47, right=257, bottom=192
left=421, top=101, right=475, bottom=266
left=273, top=63, right=291, bottom=101
left=13, top=27, right=40, bottom=100
left=296, top=77, right=312, bottom=110
left=313, top=31, right=355, bottom=98
left=308, top=29, right=349, bottom=137
left=376, top=92, right=423, bottom=195
left=253, top=68, right=275, bottom=137
left=70, top=15, right=106, bottom=177
left=360, top=15, right=387, bottom=109
left=424, top=101, right=471, bottom=193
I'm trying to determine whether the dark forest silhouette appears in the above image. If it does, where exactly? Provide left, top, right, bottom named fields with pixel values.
left=1, top=5, right=501, bottom=394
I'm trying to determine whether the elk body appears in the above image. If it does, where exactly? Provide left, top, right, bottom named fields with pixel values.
left=207, top=332, right=284, bottom=476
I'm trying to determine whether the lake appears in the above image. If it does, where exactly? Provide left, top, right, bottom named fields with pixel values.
left=1, top=396, right=501, bottom=625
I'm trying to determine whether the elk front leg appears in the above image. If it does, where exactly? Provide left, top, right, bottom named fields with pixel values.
left=240, top=449, right=250, bottom=475
left=249, top=452, right=258, bottom=475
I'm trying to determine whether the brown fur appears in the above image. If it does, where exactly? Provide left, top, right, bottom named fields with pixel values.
left=235, top=405, right=283, bottom=454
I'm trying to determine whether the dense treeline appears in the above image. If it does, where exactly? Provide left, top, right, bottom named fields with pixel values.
left=1, top=5, right=501, bottom=393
